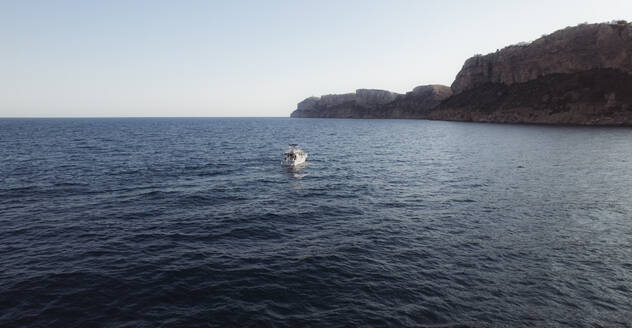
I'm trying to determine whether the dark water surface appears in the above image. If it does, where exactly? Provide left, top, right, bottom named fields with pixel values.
left=1, top=118, right=631, bottom=327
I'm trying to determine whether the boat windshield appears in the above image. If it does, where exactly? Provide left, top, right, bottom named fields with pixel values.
left=286, top=145, right=301, bottom=152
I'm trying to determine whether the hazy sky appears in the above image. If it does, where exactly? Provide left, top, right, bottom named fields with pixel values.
left=1, top=0, right=630, bottom=117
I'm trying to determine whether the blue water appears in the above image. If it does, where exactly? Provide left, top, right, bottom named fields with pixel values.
left=1, top=118, right=631, bottom=327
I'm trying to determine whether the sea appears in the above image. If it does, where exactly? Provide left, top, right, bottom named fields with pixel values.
left=1, top=118, right=631, bottom=327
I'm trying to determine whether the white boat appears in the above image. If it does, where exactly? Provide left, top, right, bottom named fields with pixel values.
left=282, top=144, right=308, bottom=166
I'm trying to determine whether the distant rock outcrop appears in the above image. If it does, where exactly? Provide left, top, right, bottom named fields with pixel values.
left=290, top=86, right=452, bottom=118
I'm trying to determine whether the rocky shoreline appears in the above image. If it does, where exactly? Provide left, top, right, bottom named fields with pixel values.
left=291, top=21, right=632, bottom=126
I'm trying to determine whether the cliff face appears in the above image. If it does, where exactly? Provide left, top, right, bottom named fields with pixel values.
left=451, top=22, right=632, bottom=94
left=290, top=85, right=452, bottom=119
left=292, top=21, right=632, bottom=125
left=436, top=22, right=632, bottom=125
left=431, top=68, right=632, bottom=125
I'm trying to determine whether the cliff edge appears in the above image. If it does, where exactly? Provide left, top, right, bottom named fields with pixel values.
left=451, top=21, right=632, bottom=94
left=290, top=85, right=452, bottom=119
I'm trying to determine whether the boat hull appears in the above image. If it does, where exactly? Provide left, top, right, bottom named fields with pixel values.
left=282, top=156, right=307, bottom=166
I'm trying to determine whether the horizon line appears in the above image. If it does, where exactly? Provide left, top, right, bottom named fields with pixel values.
left=0, top=116, right=290, bottom=119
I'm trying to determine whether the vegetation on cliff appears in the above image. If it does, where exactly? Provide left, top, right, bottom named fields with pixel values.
left=431, top=68, right=632, bottom=125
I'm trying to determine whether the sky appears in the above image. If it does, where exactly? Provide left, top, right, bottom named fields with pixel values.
left=1, top=0, right=631, bottom=117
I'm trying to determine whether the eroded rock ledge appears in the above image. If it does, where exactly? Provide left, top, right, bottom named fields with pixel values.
left=290, top=86, right=452, bottom=119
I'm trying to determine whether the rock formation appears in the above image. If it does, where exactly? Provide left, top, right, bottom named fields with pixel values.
left=290, top=86, right=452, bottom=119
left=451, top=22, right=632, bottom=94
left=292, top=21, right=632, bottom=125
left=436, top=21, right=632, bottom=125
left=430, top=68, right=632, bottom=125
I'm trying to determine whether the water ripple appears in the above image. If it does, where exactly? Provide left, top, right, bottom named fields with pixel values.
left=1, top=118, right=631, bottom=327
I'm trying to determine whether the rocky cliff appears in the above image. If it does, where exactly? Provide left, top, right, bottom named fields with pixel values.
left=436, top=21, right=632, bottom=125
left=290, top=85, right=452, bottom=118
left=430, top=68, right=632, bottom=125
left=451, top=22, right=632, bottom=94
left=292, top=21, right=632, bottom=125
